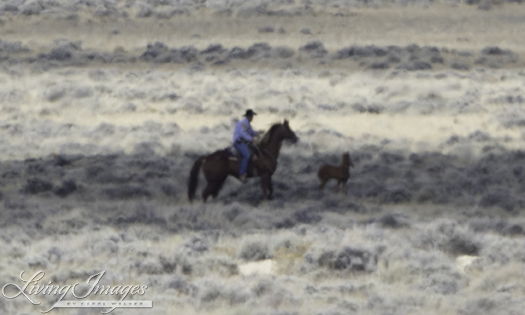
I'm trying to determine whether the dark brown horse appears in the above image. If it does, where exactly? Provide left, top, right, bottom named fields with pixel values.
left=188, top=120, right=298, bottom=202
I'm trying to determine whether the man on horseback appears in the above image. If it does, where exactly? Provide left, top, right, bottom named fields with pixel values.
left=233, top=109, right=258, bottom=183
left=189, top=118, right=298, bottom=202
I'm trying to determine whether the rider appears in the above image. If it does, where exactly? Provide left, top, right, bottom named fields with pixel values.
left=233, top=109, right=258, bottom=183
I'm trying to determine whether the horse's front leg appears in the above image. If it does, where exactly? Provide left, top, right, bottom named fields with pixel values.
left=268, top=176, right=273, bottom=199
left=260, top=173, right=270, bottom=201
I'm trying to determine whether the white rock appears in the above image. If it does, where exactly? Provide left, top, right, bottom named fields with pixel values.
left=238, top=259, right=275, bottom=276
left=455, top=255, right=478, bottom=273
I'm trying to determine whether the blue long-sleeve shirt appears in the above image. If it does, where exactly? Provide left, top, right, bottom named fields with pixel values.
left=233, top=118, right=257, bottom=143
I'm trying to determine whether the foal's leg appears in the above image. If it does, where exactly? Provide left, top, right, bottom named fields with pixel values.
left=334, top=180, right=341, bottom=193
left=319, top=178, right=328, bottom=190
left=342, top=181, right=348, bottom=195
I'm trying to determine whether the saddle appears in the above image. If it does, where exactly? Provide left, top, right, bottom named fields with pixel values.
left=227, top=144, right=258, bottom=162
left=227, top=146, right=241, bottom=161
left=225, top=144, right=259, bottom=177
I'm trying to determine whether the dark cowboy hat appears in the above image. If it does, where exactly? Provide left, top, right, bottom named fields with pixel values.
left=244, top=109, right=257, bottom=117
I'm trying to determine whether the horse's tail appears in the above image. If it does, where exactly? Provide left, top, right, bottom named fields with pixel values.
left=188, top=156, right=205, bottom=202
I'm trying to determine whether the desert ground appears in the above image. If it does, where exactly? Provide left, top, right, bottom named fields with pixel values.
left=1, top=0, right=525, bottom=314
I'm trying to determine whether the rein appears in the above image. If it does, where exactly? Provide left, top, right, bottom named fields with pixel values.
left=255, top=124, right=282, bottom=174
left=254, top=145, right=276, bottom=173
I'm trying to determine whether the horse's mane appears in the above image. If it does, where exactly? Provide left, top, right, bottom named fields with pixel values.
left=258, top=123, right=282, bottom=147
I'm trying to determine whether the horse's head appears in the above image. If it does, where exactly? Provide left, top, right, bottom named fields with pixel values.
left=343, top=152, right=354, bottom=167
left=259, top=120, right=299, bottom=148
left=281, top=120, right=299, bottom=144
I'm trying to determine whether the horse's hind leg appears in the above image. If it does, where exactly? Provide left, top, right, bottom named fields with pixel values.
left=202, top=181, right=219, bottom=202
left=212, top=186, right=220, bottom=199
left=212, top=176, right=227, bottom=199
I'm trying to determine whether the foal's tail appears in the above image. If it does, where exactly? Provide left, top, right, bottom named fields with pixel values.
left=188, top=156, right=205, bottom=202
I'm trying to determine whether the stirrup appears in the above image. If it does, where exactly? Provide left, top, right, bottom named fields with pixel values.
left=239, top=174, right=247, bottom=183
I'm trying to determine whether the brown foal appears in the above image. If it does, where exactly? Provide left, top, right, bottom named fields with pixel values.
left=317, top=152, right=354, bottom=195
